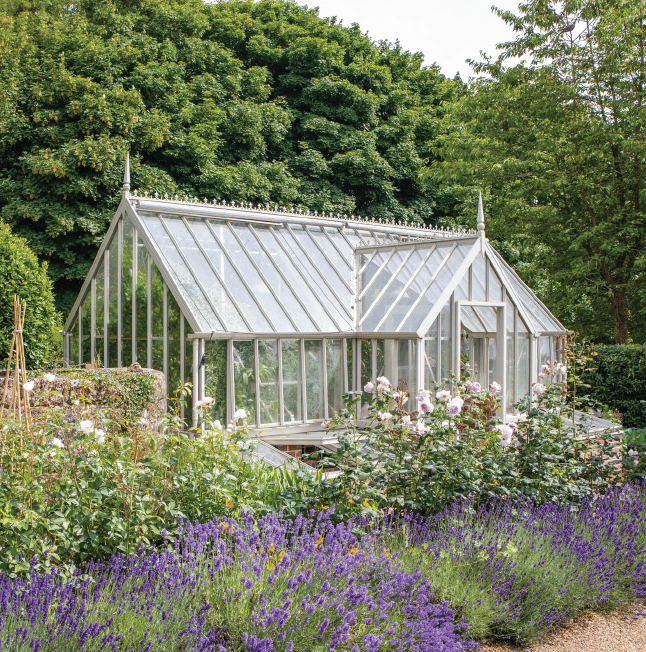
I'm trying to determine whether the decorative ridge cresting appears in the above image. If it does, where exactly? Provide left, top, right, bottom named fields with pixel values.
left=128, top=188, right=477, bottom=237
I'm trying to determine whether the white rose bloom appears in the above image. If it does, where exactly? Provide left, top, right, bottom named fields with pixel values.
left=212, top=420, right=222, bottom=430
left=400, top=415, right=411, bottom=426
left=376, top=376, right=391, bottom=387
left=73, top=399, right=80, bottom=406
left=43, top=373, right=56, bottom=382
left=472, top=382, right=482, bottom=393
left=80, top=420, right=94, bottom=434
left=494, top=424, right=513, bottom=447
left=416, top=388, right=430, bottom=402
left=414, top=420, right=427, bottom=434
left=202, top=396, right=215, bottom=406
left=436, top=390, right=451, bottom=402
left=23, top=381, right=35, bottom=392
left=491, top=382, right=501, bottom=392
left=94, top=429, right=106, bottom=444
left=233, top=409, right=247, bottom=421
left=380, top=412, right=394, bottom=421
left=51, top=437, right=64, bottom=449
left=70, top=379, right=79, bottom=388
left=363, top=381, right=374, bottom=393
left=195, top=400, right=204, bottom=409
left=452, top=396, right=464, bottom=408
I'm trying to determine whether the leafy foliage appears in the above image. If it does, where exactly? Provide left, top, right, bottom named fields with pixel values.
left=580, top=344, right=646, bottom=428
left=0, top=223, right=57, bottom=368
left=0, top=0, right=458, bottom=313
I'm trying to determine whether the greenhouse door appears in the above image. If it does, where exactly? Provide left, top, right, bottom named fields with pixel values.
left=454, top=301, right=507, bottom=418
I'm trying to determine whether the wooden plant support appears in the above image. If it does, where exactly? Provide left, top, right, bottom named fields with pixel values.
left=1, top=296, right=32, bottom=447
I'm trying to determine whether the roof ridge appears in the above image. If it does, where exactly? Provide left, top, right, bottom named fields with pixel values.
left=131, top=189, right=476, bottom=237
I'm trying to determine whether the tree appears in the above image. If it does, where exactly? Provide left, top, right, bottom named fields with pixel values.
left=433, top=0, right=646, bottom=344
left=0, top=0, right=458, bottom=314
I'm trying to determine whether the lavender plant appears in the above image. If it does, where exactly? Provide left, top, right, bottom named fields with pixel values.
left=2, top=483, right=645, bottom=650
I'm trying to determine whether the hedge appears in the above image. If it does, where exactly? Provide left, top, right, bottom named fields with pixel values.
left=0, top=223, right=58, bottom=368
left=581, top=344, right=646, bottom=428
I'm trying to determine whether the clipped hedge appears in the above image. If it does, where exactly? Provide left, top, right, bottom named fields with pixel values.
left=581, top=344, right=646, bottom=428
left=0, top=223, right=58, bottom=368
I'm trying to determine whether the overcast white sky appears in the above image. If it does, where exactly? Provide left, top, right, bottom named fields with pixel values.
left=302, top=0, right=523, bottom=80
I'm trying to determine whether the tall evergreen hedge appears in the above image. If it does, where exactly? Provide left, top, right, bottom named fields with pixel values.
left=582, top=344, right=646, bottom=428
left=0, top=223, right=58, bottom=369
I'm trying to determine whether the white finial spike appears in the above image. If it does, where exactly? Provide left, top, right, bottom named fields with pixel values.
left=477, top=192, right=485, bottom=233
left=123, top=151, right=130, bottom=197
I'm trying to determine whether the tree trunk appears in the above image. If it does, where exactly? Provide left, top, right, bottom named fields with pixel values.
left=609, top=286, right=629, bottom=344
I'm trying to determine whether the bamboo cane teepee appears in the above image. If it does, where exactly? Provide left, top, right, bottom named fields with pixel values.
left=1, top=296, right=32, bottom=437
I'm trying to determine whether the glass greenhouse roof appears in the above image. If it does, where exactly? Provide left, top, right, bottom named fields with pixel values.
left=64, top=192, right=566, bottom=338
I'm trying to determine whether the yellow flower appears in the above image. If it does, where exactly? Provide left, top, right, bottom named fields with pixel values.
left=348, top=546, right=359, bottom=556
left=266, top=562, right=275, bottom=571
left=315, top=534, right=324, bottom=547
left=220, top=522, right=229, bottom=532
left=362, top=498, right=370, bottom=508
left=225, top=499, right=234, bottom=509
left=277, top=550, right=286, bottom=562
left=269, top=543, right=275, bottom=554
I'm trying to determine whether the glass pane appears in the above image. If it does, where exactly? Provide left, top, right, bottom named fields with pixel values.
left=376, top=339, right=385, bottom=379
left=517, top=334, right=530, bottom=400
left=362, top=249, right=426, bottom=332
left=488, top=264, right=503, bottom=302
left=164, top=217, right=248, bottom=332
left=81, top=293, right=91, bottom=364
left=95, top=264, right=105, bottom=366
left=232, top=224, right=319, bottom=332
left=151, top=265, right=164, bottom=372
left=184, top=319, right=194, bottom=422
left=440, top=304, right=451, bottom=383
left=189, top=220, right=271, bottom=332
left=471, top=255, right=487, bottom=301
left=138, top=212, right=222, bottom=331
left=507, top=306, right=515, bottom=411
left=398, top=339, right=417, bottom=405
left=424, top=315, right=438, bottom=389
left=488, top=337, right=496, bottom=386
left=326, top=339, right=344, bottom=417
left=70, top=320, right=79, bottom=365
left=539, top=335, right=550, bottom=368
left=258, top=340, right=279, bottom=424
left=135, top=238, right=148, bottom=365
left=259, top=226, right=340, bottom=331
left=233, top=340, right=256, bottom=422
left=305, top=340, right=323, bottom=420
left=122, top=217, right=134, bottom=366
left=282, top=339, right=302, bottom=423
left=168, top=291, right=182, bottom=400
left=346, top=339, right=354, bottom=393
left=290, top=227, right=351, bottom=308
left=360, top=339, right=373, bottom=416
left=204, top=339, right=227, bottom=425
left=107, top=241, right=119, bottom=367
left=396, top=242, right=470, bottom=334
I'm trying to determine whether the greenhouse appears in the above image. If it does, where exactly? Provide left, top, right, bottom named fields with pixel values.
left=63, top=158, right=567, bottom=441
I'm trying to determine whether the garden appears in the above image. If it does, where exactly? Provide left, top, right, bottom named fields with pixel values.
left=1, top=343, right=644, bottom=652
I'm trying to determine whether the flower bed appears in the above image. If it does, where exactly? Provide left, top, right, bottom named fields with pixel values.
left=2, top=483, right=645, bottom=651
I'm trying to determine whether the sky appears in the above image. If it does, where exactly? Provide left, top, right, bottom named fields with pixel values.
left=301, top=0, right=523, bottom=80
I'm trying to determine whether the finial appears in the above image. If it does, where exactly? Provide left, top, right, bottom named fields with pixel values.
left=477, top=192, right=485, bottom=234
left=122, top=151, right=130, bottom=197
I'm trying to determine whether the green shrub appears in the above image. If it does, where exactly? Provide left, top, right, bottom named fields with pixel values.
left=581, top=344, right=646, bottom=428
left=0, top=222, right=58, bottom=368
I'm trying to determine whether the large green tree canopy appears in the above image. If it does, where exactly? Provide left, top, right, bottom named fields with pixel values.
left=0, top=0, right=457, bottom=313
left=433, top=0, right=646, bottom=344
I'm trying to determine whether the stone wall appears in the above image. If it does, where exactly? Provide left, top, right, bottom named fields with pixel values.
left=0, top=365, right=165, bottom=433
